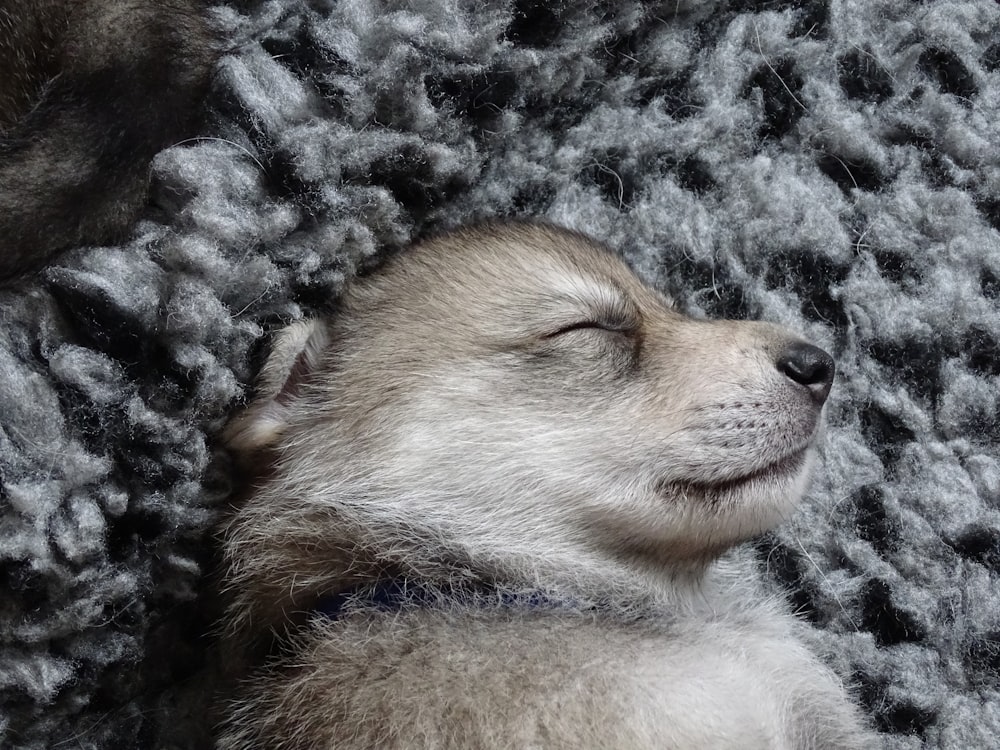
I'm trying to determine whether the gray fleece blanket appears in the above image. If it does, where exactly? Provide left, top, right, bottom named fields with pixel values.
left=2, top=0, right=1000, bottom=747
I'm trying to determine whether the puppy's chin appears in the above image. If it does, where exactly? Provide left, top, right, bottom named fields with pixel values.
left=672, top=447, right=816, bottom=544
left=673, top=447, right=810, bottom=506
left=597, top=448, right=817, bottom=565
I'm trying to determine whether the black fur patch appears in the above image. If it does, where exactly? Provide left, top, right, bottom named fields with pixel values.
left=877, top=699, right=937, bottom=736
left=107, top=510, right=169, bottom=564
left=859, top=578, right=926, bottom=647
left=919, top=47, right=978, bottom=101
left=744, top=58, right=806, bottom=142
left=675, top=156, right=715, bottom=194
left=511, top=180, right=557, bottom=212
left=838, top=49, right=894, bottom=103
left=867, top=338, right=947, bottom=402
left=348, top=142, right=469, bottom=213
left=425, top=67, right=520, bottom=132
left=507, top=1, right=566, bottom=47
left=948, top=527, right=1000, bottom=573
left=983, top=41, right=1000, bottom=72
left=755, top=536, right=825, bottom=623
left=883, top=125, right=955, bottom=189
left=684, top=260, right=759, bottom=320
left=963, top=326, right=1000, bottom=378
left=857, top=669, right=937, bottom=737
left=764, top=250, right=850, bottom=329
left=974, top=194, right=1000, bottom=233
left=869, top=247, right=924, bottom=286
left=816, top=153, right=888, bottom=194
left=981, top=267, right=1000, bottom=299
left=46, top=272, right=152, bottom=367
left=858, top=403, right=917, bottom=471
left=0, top=559, right=49, bottom=612
left=637, top=68, right=701, bottom=119
left=853, top=485, right=902, bottom=556
left=965, top=631, right=1000, bottom=688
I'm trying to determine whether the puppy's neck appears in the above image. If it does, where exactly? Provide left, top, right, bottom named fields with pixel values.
left=309, top=519, right=723, bottom=618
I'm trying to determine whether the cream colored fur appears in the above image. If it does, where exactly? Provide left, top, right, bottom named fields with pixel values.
left=217, top=222, right=875, bottom=749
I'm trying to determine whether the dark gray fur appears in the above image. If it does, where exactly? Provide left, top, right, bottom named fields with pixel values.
left=0, top=0, right=218, bottom=280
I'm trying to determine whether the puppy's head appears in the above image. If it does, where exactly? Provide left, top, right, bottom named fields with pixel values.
left=227, top=222, right=833, bottom=580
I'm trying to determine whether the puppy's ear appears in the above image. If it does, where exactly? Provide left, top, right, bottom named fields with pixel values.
left=225, top=319, right=329, bottom=456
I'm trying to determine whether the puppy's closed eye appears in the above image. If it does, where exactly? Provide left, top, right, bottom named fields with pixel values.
left=545, top=320, right=635, bottom=338
left=539, top=317, right=641, bottom=376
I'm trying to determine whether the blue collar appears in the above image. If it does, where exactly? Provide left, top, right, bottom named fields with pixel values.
left=313, top=579, right=576, bottom=620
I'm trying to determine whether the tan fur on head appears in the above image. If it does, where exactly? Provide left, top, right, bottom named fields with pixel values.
left=218, top=222, right=872, bottom=749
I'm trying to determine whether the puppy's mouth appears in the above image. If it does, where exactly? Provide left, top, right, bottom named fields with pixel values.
left=664, top=448, right=810, bottom=496
left=708, top=449, right=808, bottom=492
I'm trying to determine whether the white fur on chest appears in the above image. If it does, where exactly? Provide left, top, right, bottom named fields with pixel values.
left=224, top=591, right=866, bottom=749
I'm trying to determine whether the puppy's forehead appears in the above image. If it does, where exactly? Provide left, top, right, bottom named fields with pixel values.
left=405, top=223, right=646, bottom=299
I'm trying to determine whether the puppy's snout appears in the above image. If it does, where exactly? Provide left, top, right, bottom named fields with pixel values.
left=775, top=342, right=835, bottom=405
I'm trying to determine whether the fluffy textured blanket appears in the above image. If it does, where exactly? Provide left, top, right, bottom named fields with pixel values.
left=2, top=0, right=999, bottom=747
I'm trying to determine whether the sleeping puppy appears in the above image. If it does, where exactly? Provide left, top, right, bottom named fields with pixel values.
left=218, top=222, right=875, bottom=749
left=0, top=0, right=217, bottom=280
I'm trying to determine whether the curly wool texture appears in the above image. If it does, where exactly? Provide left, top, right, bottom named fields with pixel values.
left=1, top=0, right=999, bottom=747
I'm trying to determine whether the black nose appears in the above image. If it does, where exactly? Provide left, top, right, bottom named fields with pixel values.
left=776, top=342, right=835, bottom=405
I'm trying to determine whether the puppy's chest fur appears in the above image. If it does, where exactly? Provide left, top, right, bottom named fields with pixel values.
left=225, top=588, right=861, bottom=750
